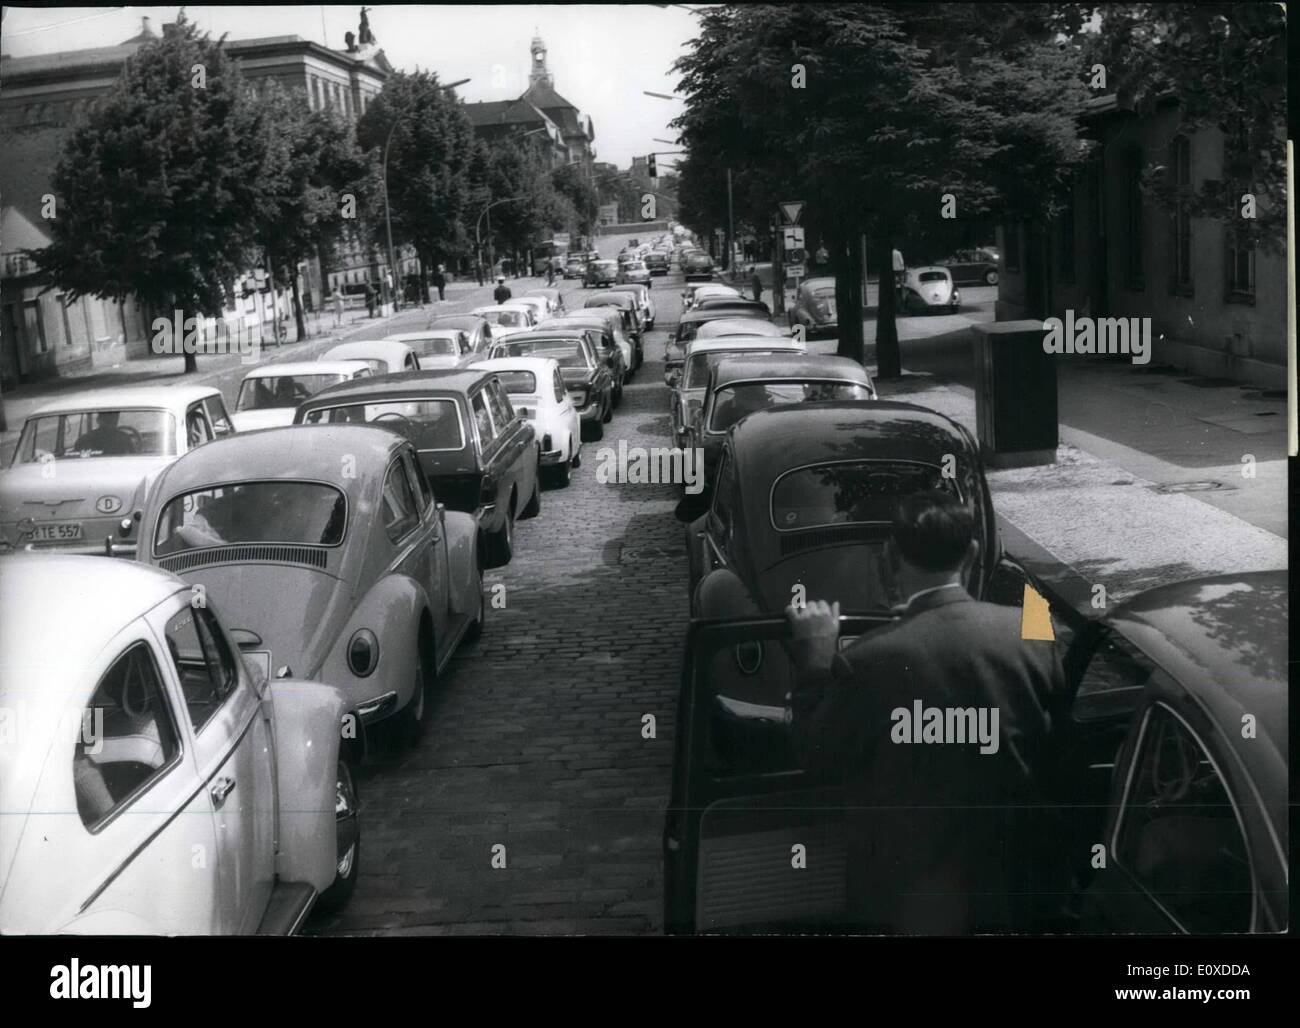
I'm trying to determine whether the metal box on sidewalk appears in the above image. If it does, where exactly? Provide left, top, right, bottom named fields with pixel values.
left=972, top=320, right=1058, bottom=467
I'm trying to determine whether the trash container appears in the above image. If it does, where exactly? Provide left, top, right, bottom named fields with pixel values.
left=971, top=320, right=1058, bottom=467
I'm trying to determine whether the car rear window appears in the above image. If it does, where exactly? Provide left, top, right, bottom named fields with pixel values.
left=710, top=382, right=874, bottom=432
left=302, top=399, right=465, bottom=451
left=13, top=408, right=177, bottom=463
left=771, top=460, right=958, bottom=531
left=491, top=339, right=590, bottom=368
left=492, top=371, right=538, bottom=395
left=917, top=272, right=949, bottom=283
left=236, top=374, right=343, bottom=411
left=404, top=335, right=459, bottom=357
left=685, top=349, right=786, bottom=389
left=154, top=481, right=346, bottom=553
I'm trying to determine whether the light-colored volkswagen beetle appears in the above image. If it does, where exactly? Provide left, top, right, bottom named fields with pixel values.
left=0, top=555, right=361, bottom=934
left=138, top=424, right=484, bottom=745
left=0, top=385, right=235, bottom=556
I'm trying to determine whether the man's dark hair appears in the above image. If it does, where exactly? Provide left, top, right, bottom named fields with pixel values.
left=891, top=490, right=973, bottom=572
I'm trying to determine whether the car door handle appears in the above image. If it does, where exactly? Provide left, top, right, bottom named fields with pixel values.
left=210, top=776, right=236, bottom=808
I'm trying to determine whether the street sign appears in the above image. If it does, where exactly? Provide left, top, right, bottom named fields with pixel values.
left=787, top=263, right=806, bottom=279
left=779, top=200, right=804, bottom=225
left=784, top=248, right=805, bottom=265
left=782, top=226, right=805, bottom=249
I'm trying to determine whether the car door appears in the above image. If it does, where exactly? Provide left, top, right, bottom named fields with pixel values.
left=486, top=379, right=532, bottom=505
left=204, top=395, right=236, bottom=437
left=1080, top=695, right=1256, bottom=934
left=63, top=623, right=221, bottom=934
left=664, top=614, right=889, bottom=935
left=402, top=447, right=451, bottom=638
left=184, top=401, right=215, bottom=453
left=152, top=598, right=276, bottom=934
left=468, top=387, right=505, bottom=517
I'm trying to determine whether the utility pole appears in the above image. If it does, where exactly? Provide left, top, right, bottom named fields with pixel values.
left=725, top=167, right=735, bottom=278
left=772, top=213, right=785, bottom=317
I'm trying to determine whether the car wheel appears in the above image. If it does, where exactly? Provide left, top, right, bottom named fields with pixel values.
left=315, top=748, right=360, bottom=914
left=521, top=462, right=542, bottom=519
left=590, top=415, right=605, bottom=441
left=464, top=565, right=486, bottom=643
left=984, top=269, right=998, bottom=286
left=399, top=657, right=430, bottom=747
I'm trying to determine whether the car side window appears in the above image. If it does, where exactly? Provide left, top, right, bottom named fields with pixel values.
left=711, top=452, right=735, bottom=543
left=1070, top=629, right=1155, bottom=723
left=470, top=389, right=496, bottom=448
left=488, top=381, right=515, bottom=427
left=354, top=368, right=371, bottom=379
left=74, top=642, right=181, bottom=830
left=205, top=396, right=235, bottom=437
left=1113, top=704, right=1251, bottom=933
left=405, top=450, right=434, bottom=511
left=381, top=458, right=420, bottom=541
left=185, top=403, right=213, bottom=449
left=164, top=605, right=240, bottom=734
left=459, top=333, right=472, bottom=356
left=553, top=369, right=566, bottom=404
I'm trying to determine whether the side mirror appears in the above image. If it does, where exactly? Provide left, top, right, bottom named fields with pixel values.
left=229, top=628, right=263, bottom=650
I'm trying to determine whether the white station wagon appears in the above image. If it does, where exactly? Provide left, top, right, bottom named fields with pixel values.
left=0, top=385, right=233, bottom=556
left=231, top=360, right=372, bottom=432
left=0, top=556, right=361, bottom=934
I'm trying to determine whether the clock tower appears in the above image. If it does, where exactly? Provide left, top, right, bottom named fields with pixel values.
left=529, top=33, right=552, bottom=88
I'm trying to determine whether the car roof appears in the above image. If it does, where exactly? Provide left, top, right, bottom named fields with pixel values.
left=0, top=555, right=186, bottom=687
left=242, top=360, right=370, bottom=378
left=28, top=384, right=222, bottom=417
left=153, top=423, right=408, bottom=493
left=908, top=266, right=951, bottom=276
left=710, top=354, right=873, bottom=388
left=321, top=340, right=413, bottom=361
left=1107, top=572, right=1287, bottom=781
left=385, top=330, right=462, bottom=342
left=801, top=277, right=836, bottom=291
left=729, top=401, right=975, bottom=475
left=473, top=304, right=531, bottom=314
left=696, top=318, right=787, bottom=337
left=298, top=369, right=496, bottom=407
left=688, top=338, right=804, bottom=356
left=585, top=292, right=635, bottom=306
left=680, top=307, right=768, bottom=326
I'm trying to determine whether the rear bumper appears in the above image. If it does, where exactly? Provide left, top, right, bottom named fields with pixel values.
left=0, top=537, right=137, bottom=557
left=540, top=447, right=568, bottom=466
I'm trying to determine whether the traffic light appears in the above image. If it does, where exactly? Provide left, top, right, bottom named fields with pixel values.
left=647, top=153, right=657, bottom=178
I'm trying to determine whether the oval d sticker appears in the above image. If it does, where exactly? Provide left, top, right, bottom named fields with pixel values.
left=95, top=495, right=123, bottom=514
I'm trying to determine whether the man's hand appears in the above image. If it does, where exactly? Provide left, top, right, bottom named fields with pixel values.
left=786, top=599, right=841, bottom=671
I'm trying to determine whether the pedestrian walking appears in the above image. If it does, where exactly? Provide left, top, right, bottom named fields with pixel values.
left=476, top=262, right=484, bottom=287
left=365, top=282, right=377, bottom=319
left=785, top=490, right=1071, bottom=934
left=546, top=262, right=555, bottom=286
left=750, top=268, right=763, bottom=303
left=493, top=276, right=512, bottom=304
left=330, top=286, right=344, bottom=327
left=433, top=265, right=447, bottom=302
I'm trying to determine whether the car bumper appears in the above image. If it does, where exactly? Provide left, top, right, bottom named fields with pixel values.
left=539, top=447, right=568, bottom=466
left=0, top=535, right=137, bottom=557
left=578, top=401, right=603, bottom=422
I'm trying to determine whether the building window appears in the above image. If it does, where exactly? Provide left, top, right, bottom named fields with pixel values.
left=1167, top=135, right=1193, bottom=296
left=311, top=78, right=321, bottom=110
left=1224, top=229, right=1255, bottom=301
left=1124, top=150, right=1145, bottom=290
left=1004, top=222, right=1021, bottom=272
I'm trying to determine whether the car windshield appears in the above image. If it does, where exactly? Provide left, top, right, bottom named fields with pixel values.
left=491, top=371, right=538, bottom=395
left=812, top=287, right=836, bottom=299
left=917, top=272, right=949, bottom=283
left=710, top=382, right=874, bottom=431
left=237, top=374, right=342, bottom=411
left=492, top=339, right=590, bottom=368
left=154, top=481, right=346, bottom=554
left=302, top=399, right=464, bottom=451
left=12, top=408, right=177, bottom=463
left=404, top=335, right=459, bottom=357
left=627, top=262, right=646, bottom=271
left=771, top=460, right=957, bottom=531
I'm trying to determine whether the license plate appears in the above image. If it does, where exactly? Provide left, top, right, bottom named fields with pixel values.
left=28, top=522, right=83, bottom=542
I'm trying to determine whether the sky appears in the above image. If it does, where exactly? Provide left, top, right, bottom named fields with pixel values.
left=0, top=4, right=702, bottom=168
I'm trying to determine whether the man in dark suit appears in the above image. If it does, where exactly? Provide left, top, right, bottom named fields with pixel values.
left=786, top=490, right=1069, bottom=934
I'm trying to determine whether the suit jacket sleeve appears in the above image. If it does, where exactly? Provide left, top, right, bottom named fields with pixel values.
left=790, top=648, right=896, bottom=775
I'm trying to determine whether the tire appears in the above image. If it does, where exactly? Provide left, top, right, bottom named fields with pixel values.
left=551, top=449, right=572, bottom=488
left=521, top=462, right=542, bottom=519
left=984, top=269, right=998, bottom=285
left=399, top=656, right=431, bottom=747
left=315, top=748, right=360, bottom=913
left=464, top=565, right=486, bottom=643
left=602, top=397, right=613, bottom=424
left=589, top=416, right=605, bottom=441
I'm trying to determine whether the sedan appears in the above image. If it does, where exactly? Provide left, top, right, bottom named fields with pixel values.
left=665, top=307, right=775, bottom=384
left=0, top=385, right=234, bottom=556
left=602, top=283, right=656, bottom=330
left=683, top=283, right=740, bottom=310
left=140, top=425, right=485, bottom=746
left=563, top=258, right=586, bottom=279
left=617, top=260, right=652, bottom=286
left=0, top=555, right=363, bottom=933
left=900, top=266, right=961, bottom=314
left=540, top=311, right=633, bottom=389
left=941, top=248, right=999, bottom=286
left=232, top=361, right=372, bottom=432
left=471, top=305, right=536, bottom=338
left=645, top=252, right=670, bottom=276
left=428, top=314, right=495, bottom=355
left=384, top=330, right=478, bottom=370
left=584, top=260, right=618, bottom=289
left=472, top=356, right=581, bottom=487
left=669, top=336, right=806, bottom=448
left=487, top=332, right=614, bottom=441
left=789, top=277, right=838, bottom=337
left=682, top=252, right=715, bottom=282
left=320, top=340, right=420, bottom=376
left=693, top=319, right=790, bottom=341
left=524, top=288, right=567, bottom=314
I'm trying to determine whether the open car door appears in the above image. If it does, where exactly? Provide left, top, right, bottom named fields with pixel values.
left=663, top=614, right=889, bottom=935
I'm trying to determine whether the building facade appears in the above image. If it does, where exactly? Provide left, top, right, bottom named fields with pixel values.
left=0, top=17, right=395, bottom=385
left=996, top=95, right=1286, bottom=389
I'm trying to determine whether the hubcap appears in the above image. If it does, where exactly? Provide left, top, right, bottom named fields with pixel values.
left=335, top=762, right=358, bottom=876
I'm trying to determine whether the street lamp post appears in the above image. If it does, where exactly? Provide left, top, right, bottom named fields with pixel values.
left=476, top=197, right=523, bottom=284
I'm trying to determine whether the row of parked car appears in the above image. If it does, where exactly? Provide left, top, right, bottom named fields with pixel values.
left=648, top=283, right=1287, bottom=935
left=0, top=281, right=663, bottom=934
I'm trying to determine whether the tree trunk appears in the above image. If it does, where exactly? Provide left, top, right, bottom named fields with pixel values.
left=834, top=227, right=866, bottom=366
left=875, top=235, right=902, bottom=379
left=290, top=272, right=307, bottom=342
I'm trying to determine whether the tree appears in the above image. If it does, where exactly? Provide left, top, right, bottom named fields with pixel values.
left=252, top=81, right=370, bottom=340
left=673, top=4, right=1091, bottom=376
left=1074, top=2, right=1287, bottom=251
left=30, top=13, right=271, bottom=372
left=356, top=72, right=477, bottom=299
